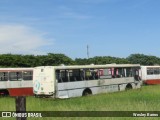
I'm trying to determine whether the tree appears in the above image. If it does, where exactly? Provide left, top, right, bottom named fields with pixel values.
left=127, top=54, right=160, bottom=65
left=75, top=56, right=130, bottom=65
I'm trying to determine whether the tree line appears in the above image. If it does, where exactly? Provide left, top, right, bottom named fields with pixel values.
left=0, top=53, right=160, bottom=67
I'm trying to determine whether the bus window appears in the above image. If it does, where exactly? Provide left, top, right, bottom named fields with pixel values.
left=133, top=68, right=140, bottom=81
left=113, top=68, right=125, bottom=78
left=68, top=69, right=80, bottom=82
left=80, top=69, right=85, bottom=80
left=84, top=69, right=98, bottom=80
left=60, top=70, right=68, bottom=82
left=90, top=69, right=98, bottom=80
left=112, top=68, right=133, bottom=78
left=118, top=68, right=125, bottom=77
left=126, top=68, right=132, bottom=77
left=85, top=69, right=91, bottom=80
left=23, top=71, right=33, bottom=80
left=113, top=68, right=120, bottom=78
left=154, top=68, right=159, bottom=74
left=99, top=68, right=112, bottom=79
left=69, top=71, right=74, bottom=82
left=56, top=70, right=62, bottom=83
left=69, top=70, right=75, bottom=82
left=147, top=68, right=154, bottom=75
left=0, top=72, right=8, bottom=81
left=112, top=68, right=118, bottom=78
left=9, top=72, right=22, bottom=81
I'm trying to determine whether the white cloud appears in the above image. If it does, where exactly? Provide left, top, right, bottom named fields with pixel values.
left=0, top=24, right=54, bottom=54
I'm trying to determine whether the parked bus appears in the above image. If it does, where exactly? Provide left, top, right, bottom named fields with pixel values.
left=141, top=66, right=160, bottom=85
left=33, top=64, right=142, bottom=98
left=0, top=68, right=33, bottom=96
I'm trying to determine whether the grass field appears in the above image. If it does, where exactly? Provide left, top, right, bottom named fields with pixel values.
left=1, top=85, right=160, bottom=120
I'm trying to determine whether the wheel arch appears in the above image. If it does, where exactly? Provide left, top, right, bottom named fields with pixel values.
left=125, top=83, right=133, bottom=90
left=82, top=88, right=92, bottom=96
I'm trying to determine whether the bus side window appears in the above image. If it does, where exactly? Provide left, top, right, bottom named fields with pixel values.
left=126, top=68, right=132, bottom=77
left=112, top=68, right=126, bottom=78
left=91, top=70, right=97, bottom=80
left=80, top=70, right=85, bottom=80
left=84, top=69, right=96, bottom=80
left=111, top=68, right=115, bottom=78
left=147, top=68, right=154, bottom=75
left=61, top=70, right=68, bottom=82
left=69, top=69, right=84, bottom=82
left=133, top=68, right=140, bottom=81
left=23, top=71, right=33, bottom=80
left=94, top=69, right=98, bottom=79
left=154, top=68, right=159, bottom=74
left=56, top=70, right=62, bottom=83
left=84, top=69, right=90, bottom=80
left=10, top=72, right=22, bottom=81
left=69, top=70, right=75, bottom=82
left=0, top=72, right=8, bottom=81
left=118, top=68, right=124, bottom=78
left=98, top=68, right=112, bottom=79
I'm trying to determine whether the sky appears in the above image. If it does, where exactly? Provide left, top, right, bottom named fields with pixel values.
left=0, top=0, right=160, bottom=59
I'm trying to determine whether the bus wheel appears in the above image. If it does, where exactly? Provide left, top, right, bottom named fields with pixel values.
left=82, top=88, right=92, bottom=96
left=125, top=84, right=132, bottom=90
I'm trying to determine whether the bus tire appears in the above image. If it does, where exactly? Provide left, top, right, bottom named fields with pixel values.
left=125, top=84, right=132, bottom=90
left=82, top=88, right=92, bottom=96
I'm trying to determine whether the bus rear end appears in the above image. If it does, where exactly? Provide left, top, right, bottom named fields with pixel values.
left=33, top=66, right=55, bottom=97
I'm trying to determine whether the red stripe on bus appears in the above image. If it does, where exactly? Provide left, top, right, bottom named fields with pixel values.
left=0, top=70, right=33, bottom=72
left=8, top=88, right=33, bottom=96
left=144, top=79, right=160, bottom=85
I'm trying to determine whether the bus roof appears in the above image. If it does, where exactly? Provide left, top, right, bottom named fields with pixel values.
left=0, top=68, right=33, bottom=71
left=35, top=64, right=140, bottom=70
left=141, top=66, right=160, bottom=68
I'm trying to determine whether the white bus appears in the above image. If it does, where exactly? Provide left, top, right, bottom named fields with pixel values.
left=141, top=66, right=160, bottom=85
left=33, top=64, right=142, bottom=98
left=0, top=68, right=33, bottom=96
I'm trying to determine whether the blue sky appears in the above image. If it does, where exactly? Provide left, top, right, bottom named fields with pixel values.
left=0, top=0, right=160, bottom=59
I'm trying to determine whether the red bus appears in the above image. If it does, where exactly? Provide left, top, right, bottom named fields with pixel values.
left=0, top=68, right=33, bottom=96
left=141, top=66, right=160, bottom=85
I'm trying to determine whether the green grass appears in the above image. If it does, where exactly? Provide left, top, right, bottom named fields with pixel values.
left=1, top=85, right=160, bottom=120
